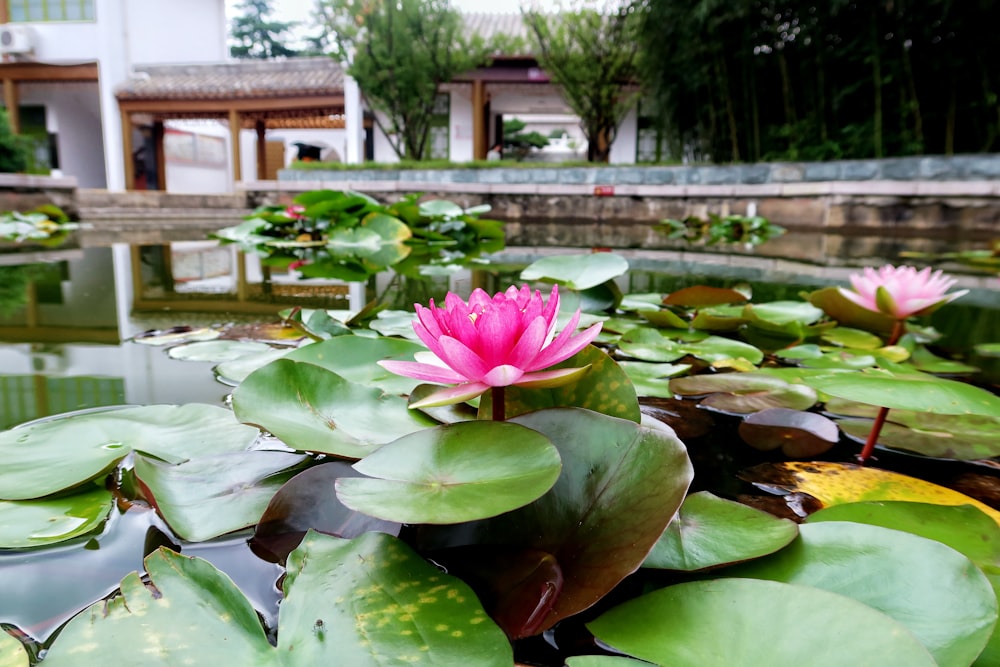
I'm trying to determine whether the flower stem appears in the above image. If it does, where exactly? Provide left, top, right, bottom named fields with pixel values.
left=492, top=386, right=506, bottom=422
left=886, top=318, right=905, bottom=346
left=857, top=405, right=889, bottom=464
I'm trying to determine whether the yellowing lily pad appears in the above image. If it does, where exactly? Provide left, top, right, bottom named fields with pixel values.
left=741, top=461, right=1000, bottom=526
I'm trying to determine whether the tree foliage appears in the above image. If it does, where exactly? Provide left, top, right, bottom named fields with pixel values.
left=317, top=0, right=494, bottom=161
left=0, top=109, right=29, bottom=173
left=635, top=0, right=1000, bottom=163
left=502, top=118, right=549, bottom=161
left=229, top=0, right=301, bottom=60
left=524, top=1, right=644, bottom=163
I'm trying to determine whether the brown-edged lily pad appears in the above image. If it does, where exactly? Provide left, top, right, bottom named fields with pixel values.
left=662, top=285, right=748, bottom=307
left=738, top=408, right=839, bottom=457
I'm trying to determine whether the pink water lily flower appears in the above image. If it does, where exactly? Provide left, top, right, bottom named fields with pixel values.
left=838, top=264, right=968, bottom=320
left=379, top=284, right=603, bottom=408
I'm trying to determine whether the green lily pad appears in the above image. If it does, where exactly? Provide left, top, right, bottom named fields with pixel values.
left=167, top=340, right=273, bottom=362
left=519, top=253, right=629, bottom=290
left=131, top=327, right=220, bottom=346
left=336, top=420, right=561, bottom=524
left=286, top=335, right=427, bottom=396
left=836, top=415, right=1000, bottom=460
left=670, top=372, right=818, bottom=414
left=639, top=307, right=691, bottom=329
left=618, top=361, right=692, bottom=398
left=0, top=404, right=261, bottom=500
left=231, top=359, right=436, bottom=458
left=480, top=345, right=641, bottom=423
left=278, top=531, right=513, bottom=665
left=586, top=578, right=938, bottom=667
left=644, top=491, right=798, bottom=571
left=688, top=304, right=748, bottom=331
left=214, top=347, right=294, bottom=386
left=0, top=485, right=113, bottom=548
left=617, top=328, right=686, bottom=362
left=908, top=344, right=980, bottom=374
left=134, top=450, right=309, bottom=542
left=821, top=326, right=884, bottom=349
left=0, top=631, right=28, bottom=667
left=728, top=521, right=997, bottom=667
left=808, top=286, right=896, bottom=335
left=807, top=501, right=1000, bottom=667
left=663, top=285, right=748, bottom=307
left=565, top=658, right=651, bottom=667
left=678, top=335, right=764, bottom=365
left=742, top=300, right=828, bottom=339
left=804, top=370, right=1000, bottom=417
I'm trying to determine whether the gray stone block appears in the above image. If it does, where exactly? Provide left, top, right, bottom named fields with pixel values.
left=881, top=159, right=919, bottom=180
left=701, top=166, right=740, bottom=185
left=771, top=163, right=805, bottom=182
left=841, top=161, right=879, bottom=180
left=741, top=165, right=772, bottom=184
left=804, top=162, right=841, bottom=181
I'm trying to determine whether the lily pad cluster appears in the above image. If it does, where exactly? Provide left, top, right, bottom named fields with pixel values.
left=1, top=250, right=999, bottom=666
left=210, top=190, right=505, bottom=282
left=653, top=212, right=785, bottom=248
left=0, top=205, right=79, bottom=247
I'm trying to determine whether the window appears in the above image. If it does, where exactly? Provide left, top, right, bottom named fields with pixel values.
left=8, top=0, right=95, bottom=22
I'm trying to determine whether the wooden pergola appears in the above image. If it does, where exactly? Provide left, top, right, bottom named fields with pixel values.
left=0, top=61, right=99, bottom=134
left=115, top=58, right=347, bottom=190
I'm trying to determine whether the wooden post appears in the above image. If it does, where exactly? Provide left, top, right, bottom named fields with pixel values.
left=3, top=78, right=19, bottom=134
left=255, top=119, right=267, bottom=180
left=228, top=108, right=242, bottom=183
left=120, top=108, right=135, bottom=191
left=152, top=120, right=166, bottom=190
left=472, top=79, right=486, bottom=160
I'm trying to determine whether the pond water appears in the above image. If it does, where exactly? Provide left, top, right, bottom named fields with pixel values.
left=1, top=230, right=998, bottom=661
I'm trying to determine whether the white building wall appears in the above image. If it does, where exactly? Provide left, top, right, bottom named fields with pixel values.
left=371, top=111, right=399, bottom=163
left=449, top=88, right=474, bottom=162
left=610, top=105, right=638, bottom=164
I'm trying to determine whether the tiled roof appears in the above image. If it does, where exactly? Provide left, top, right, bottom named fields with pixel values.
left=116, top=57, right=344, bottom=101
left=463, top=12, right=531, bottom=45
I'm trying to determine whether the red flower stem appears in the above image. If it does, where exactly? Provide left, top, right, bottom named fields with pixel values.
left=492, top=386, right=506, bottom=422
left=857, top=319, right=904, bottom=464
left=857, top=406, right=889, bottom=464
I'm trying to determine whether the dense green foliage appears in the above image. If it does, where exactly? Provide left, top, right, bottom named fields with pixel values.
left=315, top=0, right=495, bottom=161
left=0, top=108, right=30, bottom=173
left=229, top=0, right=302, bottom=59
left=524, top=2, right=644, bottom=163
left=635, top=0, right=1000, bottom=162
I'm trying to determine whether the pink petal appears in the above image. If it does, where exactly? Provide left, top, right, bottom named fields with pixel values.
left=482, top=364, right=526, bottom=387
left=377, top=359, right=467, bottom=384
left=506, top=316, right=549, bottom=369
left=514, top=365, right=593, bottom=388
left=437, top=336, right=489, bottom=380
left=409, top=382, right=491, bottom=409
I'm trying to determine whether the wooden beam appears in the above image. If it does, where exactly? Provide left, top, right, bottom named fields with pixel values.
left=3, top=78, right=19, bottom=134
left=255, top=119, right=266, bottom=180
left=0, top=62, right=98, bottom=82
left=472, top=80, right=486, bottom=160
left=120, top=109, right=135, bottom=190
left=118, top=94, right=346, bottom=115
left=228, top=108, right=242, bottom=183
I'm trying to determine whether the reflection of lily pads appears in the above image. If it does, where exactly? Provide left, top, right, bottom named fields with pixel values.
left=644, top=491, right=798, bottom=571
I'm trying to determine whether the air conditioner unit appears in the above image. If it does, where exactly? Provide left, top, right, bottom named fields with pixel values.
left=0, top=25, right=34, bottom=55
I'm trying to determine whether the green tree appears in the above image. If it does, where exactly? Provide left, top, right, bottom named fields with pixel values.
left=229, top=0, right=301, bottom=59
left=316, top=0, right=494, bottom=161
left=523, top=1, right=644, bottom=163
left=502, top=117, right=549, bottom=161
left=0, top=108, right=29, bottom=173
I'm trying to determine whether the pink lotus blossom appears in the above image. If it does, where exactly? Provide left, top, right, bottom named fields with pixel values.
left=284, top=204, right=306, bottom=219
left=838, top=265, right=967, bottom=319
left=379, top=284, right=602, bottom=408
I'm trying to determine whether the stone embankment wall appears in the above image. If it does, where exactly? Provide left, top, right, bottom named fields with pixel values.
left=267, top=155, right=1000, bottom=255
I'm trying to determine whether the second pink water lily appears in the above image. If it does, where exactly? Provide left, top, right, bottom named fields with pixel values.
left=379, top=284, right=602, bottom=408
left=838, top=264, right=968, bottom=320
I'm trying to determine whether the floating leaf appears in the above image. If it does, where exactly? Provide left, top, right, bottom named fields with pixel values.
left=286, top=335, right=427, bottom=396
left=214, top=348, right=293, bottom=386
left=644, top=491, right=798, bottom=571
left=738, top=408, right=839, bottom=457
left=336, top=421, right=561, bottom=524
left=804, top=370, right=1000, bottom=417
left=618, top=361, right=692, bottom=398
left=167, top=340, right=273, bottom=362
left=251, top=462, right=401, bottom=563
left=586, top=578, right=937, bottom=667
left=808, top=286, right=896, bottom=335
left=0, top=405, right=260, bottom=500
left=820, top=326, right=884, bottom=349
left=519, top=253, right=629, bottom=290
left=0, top=485, right=112, bottom=548
left=671, top=373, right=817, bottom=414
left=232, top=359, right=435, bottom=458
left=679, top=335, right=764, bottom=365
left=728, top=521, right=997, bottom=667
left=740, top=461, right=1000, bottom=525
left=836, top=415, right=1000, bottom=460
left=134, top=450, right=309, bottom=542
left=616, top=328, right=686, bottom=362
left=662, top=285, right=748, bottom=307
left=131, top=327, right=220, bottom=346
left=688, top=304, right=748, bottom=331
left=0, top=631, right=28, bottom=667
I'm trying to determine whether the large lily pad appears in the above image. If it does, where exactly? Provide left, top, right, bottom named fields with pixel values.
left=421, top=408, right=693, bottom=637
left=0, top=485, right=113, bottom=548
left=670, top=372, right=818, bottom=414
left=336, top=420, right=561, bottom=524
left=644, top=491, right=798, bottom=571
left=0, top=404, right=261, bottom=500
left=662, top=285, right=748, bottom=307
left=519, top=253, right=629, bottom=290
left=741, top=461, right=1000, bottom=525
left=231, top=359, right=436, bottom=458
left=251, top=462, right=402, bottom=563
left=0, top=632, right=28, bottom=667
left=738, top=408, right=840, bottom=457
left=586, top=578, right=938, bottom=667
left=804, top=370, right=1000, bottom=417
left=134, top=450, right=310, bottom=542
left=618, top=361, right=692, bottom=398
left=167, top=340, right=273, bottom=362
left=832, top=407, right=1000, bottom=460
left=286, top=335, right=427, bottom=396
left=728, top=521, right=997, bottom=667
